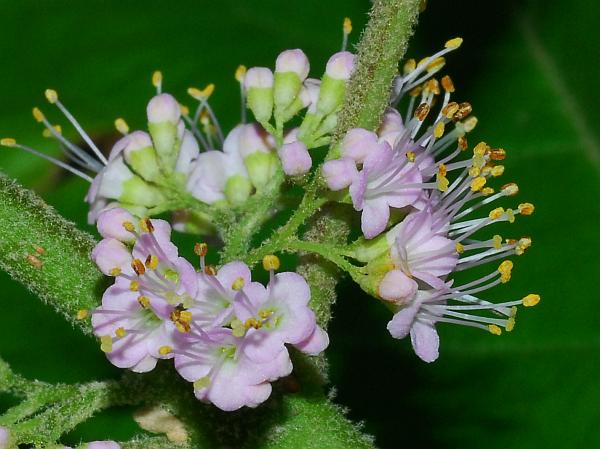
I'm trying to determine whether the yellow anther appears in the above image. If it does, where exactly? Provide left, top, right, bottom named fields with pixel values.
left=76, top=309, right=89, bottom=320
left=481, top=187, right=495, bottom=196
left=417, top=57, right=430, bottom=68
left=489, top=148, right=506, bottom=161
left=132, top=259, right=146, bottom=276
left=414, top=103, right=430, bottom=121
left=259, top=309, right=273, bottom=320
left=140, top=218, right=155, bottom=233
left=502, top=183, right=519, bottom=196
left=515, top=237, right=532, bottom=255
left=498, top=260, right=513, bottom=283
left=152, top=70, right=163, bottom=88
left=453, top=102, right=472, bottom=121
left=441, top=75, right=455, bottom=93
left=129, top=281, right=140, bottom=292
left=424, top=78, right=440, bottom=95
left=114, top=118, right=129, bottom=135
left=123, top=221, right=136, bottom=232
left=1, top=138, right=17, bottom=147
left=445, top=37, right=463, bottom=49
left=437, top=175, right=449, bottom=192
left=442, top=102, right=459, bottom=119
left=505, top=317, right=516, bottom=332
left=461, top=116, right=478, bottom=132
left=32, top=107, right=45, bottom=122
left=42, top=125, right=62, bottom=138
left=491, top=165, right=505, bottom=177
left=204, top=265, right=217, bottom=276
left=438, top=163, right=447, bottom=177
left=522, top=294, right=540, bottom=307
left=45, top=89, right=58, bottom=103
left=245, top=318, right=262, bottom=330
left=506, top=208, right=515, bottom=224
left=159, top=345, right=173, bottom=356
left=492, top=235, right=503, bottom=250
left=473, top=141, right=488, bottom=156
left=426, top=57, right=445, bottom=73
left=406, top=151, right=416, bottom=162
left=455, top=243, right=464, bottom=254
left=235, top=65, right=247, bottom=82
left=115, top=327, right=127, bottom=338
left=180, top=104, right=190, bottom=116
left=100, top=335, right=113, bottom=353
left=193, top=376, right=211, bottom=390
left=488, top=324, right=502, bottom=335
left=232, top=277, right=245, bottom=291
left=109, top=267, right=122, bottom=277
left=489, top=207, right=505, bottom=220
left=138, top=295, right=150, bottom=309
left=145, top=255, right=159, bottom=270
left=468, top=166, right=481, bottom=178
left=188, top=84, right=215, bottom=100
left=409, top=85, right=422, bottom=97
left=518, top=203, right=535, bottom=215
left=343, top=17, right=353, bottom=35
left=434, top=121, right=445, bottom=138
left=510, top=306, right=518, bottom=318
left=403, top=58, right=416, bottom=74
left=194, top=242, right=208, bottom=257
left=470, top=176, right=487, bottom=192
left=458, top=136, right=468, bottom=150
left=262, top=255, right=280, bottom=271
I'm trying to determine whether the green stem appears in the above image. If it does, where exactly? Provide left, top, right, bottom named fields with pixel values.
left=334, top=0, right=421, bottom=140
left=0, top=172, right=100, bottom=334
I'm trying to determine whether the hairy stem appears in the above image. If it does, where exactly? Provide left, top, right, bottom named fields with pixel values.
left=334, top=0, right=421, bottom=140
left=0, top=172, right=101, bottom=334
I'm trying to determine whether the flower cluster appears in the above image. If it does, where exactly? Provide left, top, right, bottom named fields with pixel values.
left=91, top=208, right=327, bottom=411
left=324, top=38, right=540, bottom=362
left=1, top=49, right=354, bottom=232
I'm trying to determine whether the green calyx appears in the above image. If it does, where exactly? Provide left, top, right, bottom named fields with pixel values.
left=247, top=86, right=274, bottom=124
left=244, top=151, right=279, bottom=189
left=148, top=121, right=180, bottom=174
left=224, top=175, right=253, bottom=205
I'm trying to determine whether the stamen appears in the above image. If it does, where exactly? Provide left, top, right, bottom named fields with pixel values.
left=45, top=89, right=109, bottom=165
left=342, top=17, right=352, bottom=51
left=235, top=65, right=248, bottom=123
left=114, top=118, right=130, bottom=135
left=152, top=70, right=163, bottom=94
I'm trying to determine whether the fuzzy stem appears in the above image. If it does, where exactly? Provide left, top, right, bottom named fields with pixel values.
left=334, top=0, right=421, bottom=139
left=0, top=172, right=101, bottom=334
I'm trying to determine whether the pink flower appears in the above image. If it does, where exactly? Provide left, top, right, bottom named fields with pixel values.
left=386, top=210, right=458, bottom=289
left=91, top=211, right=197, bottom=372
left=349, top=139, right=423, bottom=239
left=234, top=272, right=328, bottom=363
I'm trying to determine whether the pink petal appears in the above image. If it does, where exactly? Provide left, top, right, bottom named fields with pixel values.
left=410, top=320, right=440, bottom=363
left=361, top=199, right=390, bottom=239
left=294, top=325, right=329, bottom=355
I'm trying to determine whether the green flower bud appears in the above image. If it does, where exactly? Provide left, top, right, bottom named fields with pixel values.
left=224, top=175, right=253, bottom=205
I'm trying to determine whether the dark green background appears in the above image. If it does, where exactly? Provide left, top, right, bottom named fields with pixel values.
left=1, top=1, right=598, bottom=447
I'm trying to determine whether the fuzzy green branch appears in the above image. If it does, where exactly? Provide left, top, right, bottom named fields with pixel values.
left=0, top=172, right=101, bottom=334
left=334, top=0, right=421, bottom=139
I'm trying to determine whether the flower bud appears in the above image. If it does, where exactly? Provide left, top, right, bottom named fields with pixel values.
left=322, top=158, right=357, bottom=191
left=123, top=131, right=161, bottom=182
left=274, top=50, right=310, bottom=117
left=316, top=52, right=354, bottom=116
left=300, top=78, right=321, bottom=113
left=99, top=157, right=165, bottom=207
left=378, top=269, right=418, bottom=303
left=325, top=51, right=355, bottom=81
left=275, top=49, right=310, bottom=80
left=86, top=442, right=122, bottom=449
left=278, top=141, right=312, bottom=176
left=147, top=93, right=181, bottom=173
left=245, top=67, right=274, bottom=124
left=378, top=108, right=404, bottom=147
left=341, top=128, right=379, bottom=164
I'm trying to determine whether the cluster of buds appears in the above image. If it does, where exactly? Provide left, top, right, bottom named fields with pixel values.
left=90, top=208, right=327, bottom=411
left=245, top=49, right=355, bottom=176
left=324, top=39, right=540, bottom=362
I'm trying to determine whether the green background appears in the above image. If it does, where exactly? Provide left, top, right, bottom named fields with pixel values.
left=0, top=0, right=598, bottom=447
